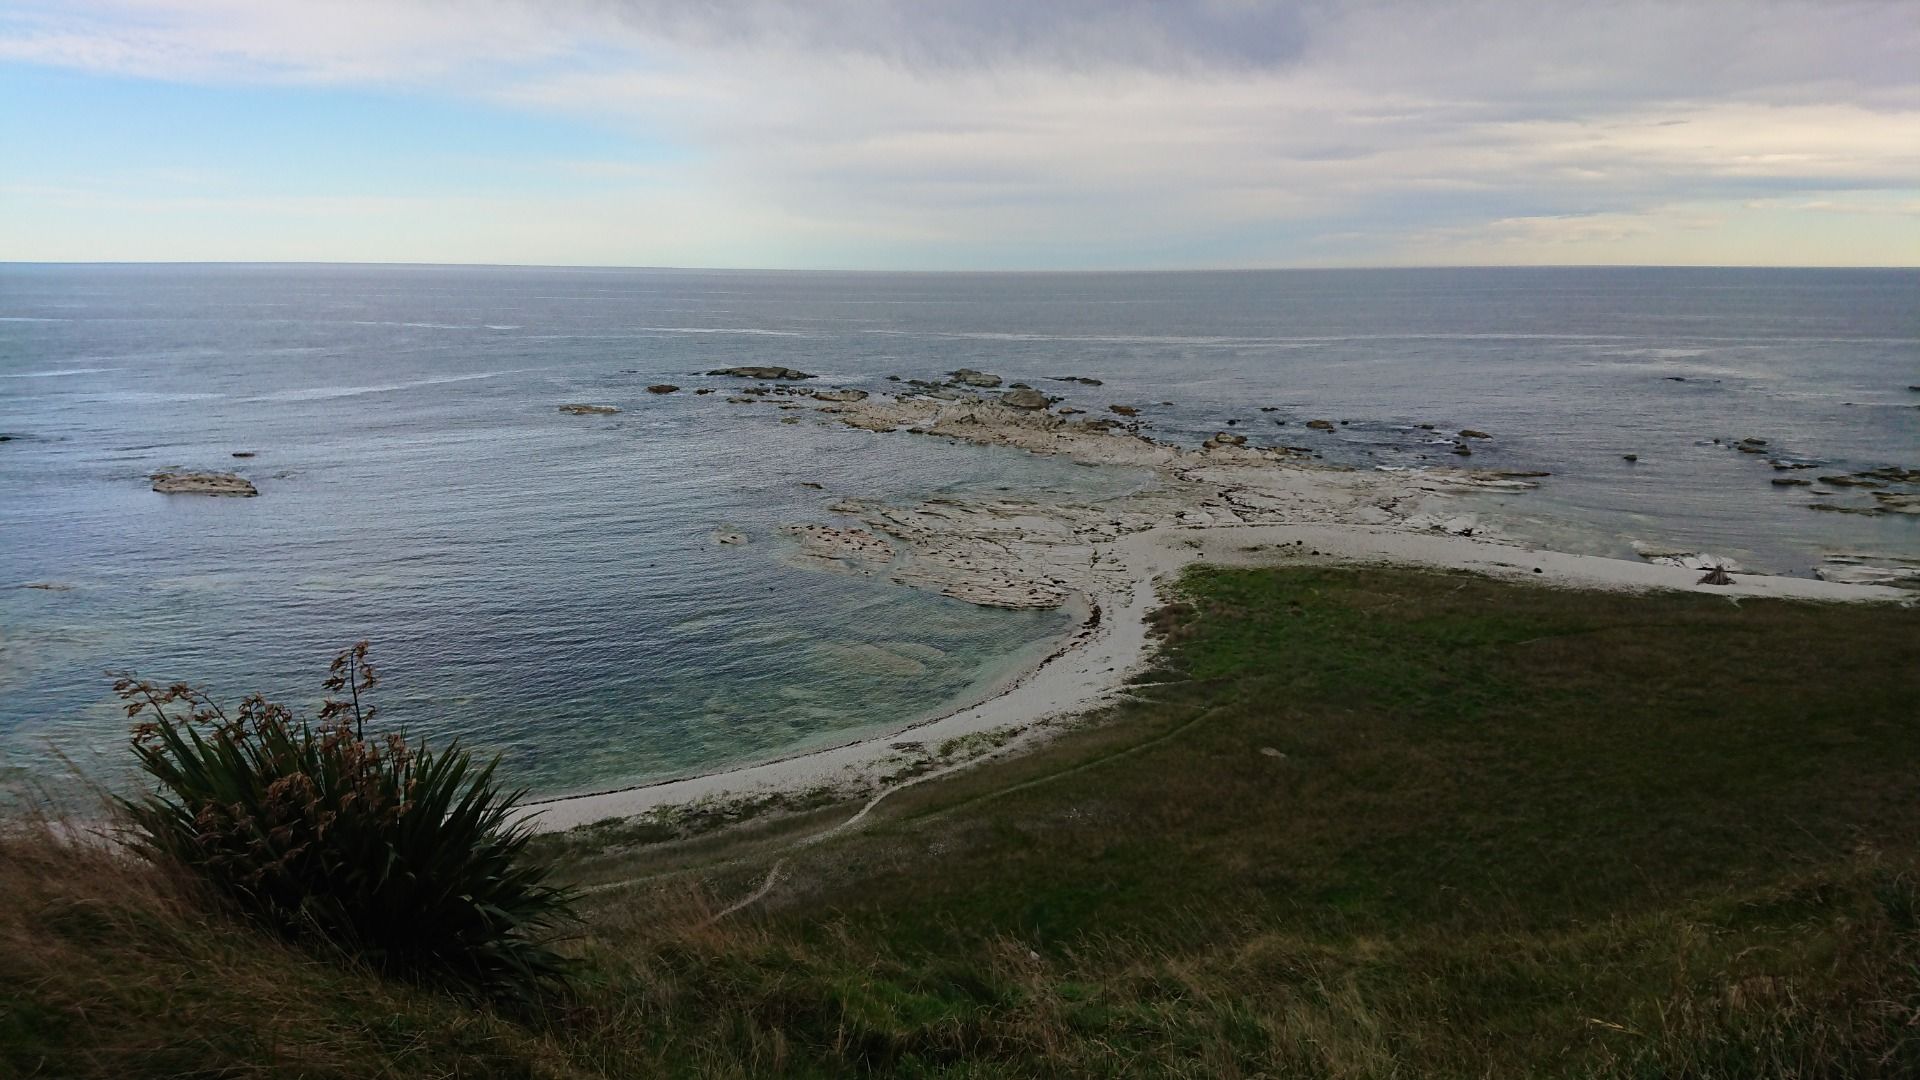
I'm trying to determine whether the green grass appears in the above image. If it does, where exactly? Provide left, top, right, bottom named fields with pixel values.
left=6, top=566, right=1918, bottom=1077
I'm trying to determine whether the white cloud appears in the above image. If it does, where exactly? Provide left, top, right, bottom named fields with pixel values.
left=3, top=0, right=1918, bottom=265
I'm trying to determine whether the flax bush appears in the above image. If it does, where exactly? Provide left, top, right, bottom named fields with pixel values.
left=115, top=643, right=576, bottom=998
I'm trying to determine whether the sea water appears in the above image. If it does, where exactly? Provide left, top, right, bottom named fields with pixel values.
left=2, top=265, right=1914, bottom=797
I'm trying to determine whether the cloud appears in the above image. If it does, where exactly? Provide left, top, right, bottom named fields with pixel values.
left=0, top=0, right=582, bottom=82
left=3, top=0, right=1917, bottom=265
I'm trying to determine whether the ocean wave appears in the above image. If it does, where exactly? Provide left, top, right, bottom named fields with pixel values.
left=633, top=326, right=810, bottom=337
left=0, top=367, right=117, bottom=378
left=241, top=369, right=519, bottom=402
left=860, top=329, right=1330, bottom=347
left=71, top=390, right=226, bottom=403
left=858, top=329, right=1651, bottom=347
left=1601, top=347, right=1709, bottom=359
left=346, top=320, right=514, bottom=331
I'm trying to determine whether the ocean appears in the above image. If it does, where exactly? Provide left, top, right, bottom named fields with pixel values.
left=2, top=264, right=1915, bottom=797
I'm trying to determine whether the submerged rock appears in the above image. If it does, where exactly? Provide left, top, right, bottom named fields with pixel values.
left=151, top=470, right=258, bottom=497
left=558, top=403, right=620, bottom=415
left=785, top=523, right=896, bottom=565
left=707, top=366, right=815, bottom=380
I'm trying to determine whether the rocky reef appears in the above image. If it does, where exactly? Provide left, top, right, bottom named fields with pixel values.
left=707, top=366, right=816, bottom=381
left=151, top=471, right=258, bottom=497
left=762, top=391, right=1541, bottom=609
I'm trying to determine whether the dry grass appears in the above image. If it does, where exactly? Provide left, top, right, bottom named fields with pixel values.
left=0, top=815, right=574, bottom=1078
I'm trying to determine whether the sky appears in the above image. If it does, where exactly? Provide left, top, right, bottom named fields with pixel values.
left=1, top=0, right=1917, bottom=269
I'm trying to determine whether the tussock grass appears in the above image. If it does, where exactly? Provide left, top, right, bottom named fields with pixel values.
left=5, top=567, right=1917, bottom=1077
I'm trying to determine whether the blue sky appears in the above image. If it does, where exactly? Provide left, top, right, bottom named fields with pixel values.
left=2, top=1, right=1917, bottom=269
left=3, top=67, right=673, bottom=195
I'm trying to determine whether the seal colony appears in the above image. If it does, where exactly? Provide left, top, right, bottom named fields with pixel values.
left=522, top=381, right=1913, bottom=832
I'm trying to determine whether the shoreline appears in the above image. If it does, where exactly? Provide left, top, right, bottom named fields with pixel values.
left=522, top=389, right=1915, bottom=832
left=520, top=528, right=1164, bottom=831
left=523, top=517, right=1909, bottom=833
left=519, top=593, right=1089, bottom=812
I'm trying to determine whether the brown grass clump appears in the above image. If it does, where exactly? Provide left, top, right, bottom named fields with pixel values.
left=0, top=815, right=575, bottom=1078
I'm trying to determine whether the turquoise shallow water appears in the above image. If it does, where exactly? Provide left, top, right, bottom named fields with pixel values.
left=2, top=265, right=1915, bottom=797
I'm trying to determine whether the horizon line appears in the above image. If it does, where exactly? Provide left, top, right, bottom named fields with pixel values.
left=4, top=260, right=1916, bottom=274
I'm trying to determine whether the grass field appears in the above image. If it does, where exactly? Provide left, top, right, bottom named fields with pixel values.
left=6, top=565, right=1918, bottom=1077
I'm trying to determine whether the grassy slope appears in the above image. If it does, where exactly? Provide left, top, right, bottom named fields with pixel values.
left=6, top=566, right=1918, bottom=1077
